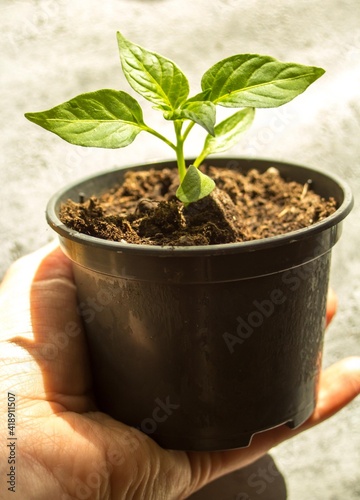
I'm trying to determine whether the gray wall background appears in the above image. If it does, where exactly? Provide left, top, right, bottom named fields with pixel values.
left=1, top=0, right=359, bottom=498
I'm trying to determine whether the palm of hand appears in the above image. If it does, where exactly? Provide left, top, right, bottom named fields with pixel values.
left=0, top=244, right=359, bottom=500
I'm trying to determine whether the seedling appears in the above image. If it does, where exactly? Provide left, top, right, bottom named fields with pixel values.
left=25, top=31, right=324, bottom=203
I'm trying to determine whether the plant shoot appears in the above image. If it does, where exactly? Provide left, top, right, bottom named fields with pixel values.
left=25, top=31, right=324, bottom=203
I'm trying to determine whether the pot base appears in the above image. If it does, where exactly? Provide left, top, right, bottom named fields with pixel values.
left=144, top=403, right=315, bottom=451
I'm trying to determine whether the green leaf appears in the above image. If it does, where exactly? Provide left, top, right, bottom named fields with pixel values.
left=201, top=54, right=325, bottom=108
left=176, top=164, right=216, bottom=203
left=165, top=101, right=216, bottom=135
left=117, top=31, right=189, bottom=111
left=194, top=108, right=255, bottom=166
left=25, top=89, right=148, bottom=148
left=187, top=89, right=212, bottom=102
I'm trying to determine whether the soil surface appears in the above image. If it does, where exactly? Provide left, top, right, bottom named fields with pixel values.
left=59, top=165, right=337, bottom=246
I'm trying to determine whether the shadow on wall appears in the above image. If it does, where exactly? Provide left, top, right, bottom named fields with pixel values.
left=188, top=454, right=287, bottom=500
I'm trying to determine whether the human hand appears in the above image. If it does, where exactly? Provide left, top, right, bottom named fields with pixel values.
left=0, top=244, right=359, bottom=499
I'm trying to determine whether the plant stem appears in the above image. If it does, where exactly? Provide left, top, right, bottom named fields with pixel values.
left=145, top=127, right=176, bottom=151
left=183, top=121, right=195, bottom=142
left=174, top=121, right=187, bottom=182
left=192, top=151, right=206, bottom=168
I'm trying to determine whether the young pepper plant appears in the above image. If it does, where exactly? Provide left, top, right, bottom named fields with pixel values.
left=25, top=31, right=324, bottom=204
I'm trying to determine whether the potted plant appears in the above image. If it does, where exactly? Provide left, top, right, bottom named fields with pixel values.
left=25, top=31, right=353, bottom=451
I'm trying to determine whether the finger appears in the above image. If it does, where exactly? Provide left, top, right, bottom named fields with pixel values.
left=251, top=357, right=360, bottom=449
left=29, top=245, right=92, bottom=401
left=301, top=356, right=360, bottom=428
left=325, top=288, right=337, bottom=327
left=0, top=241, right=59, bottom=291
left=0, top=244, right=92, bottom=412
left=186, top=356, right=360, bottom=491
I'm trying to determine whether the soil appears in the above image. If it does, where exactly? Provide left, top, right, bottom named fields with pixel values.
left=59, top=165, right=337, bottom=246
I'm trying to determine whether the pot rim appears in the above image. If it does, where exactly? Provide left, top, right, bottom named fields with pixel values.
left=46, top=156, right=354, bottom=257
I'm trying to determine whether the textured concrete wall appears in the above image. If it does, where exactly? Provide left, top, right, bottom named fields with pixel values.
left=2, top=1, right=359, bottom=498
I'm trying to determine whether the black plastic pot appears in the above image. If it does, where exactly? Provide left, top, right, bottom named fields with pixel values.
left=47, top=158, right=353, bottom=451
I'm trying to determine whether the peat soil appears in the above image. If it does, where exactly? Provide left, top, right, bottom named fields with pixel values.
left=60, top=165, right=337, bottom=246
